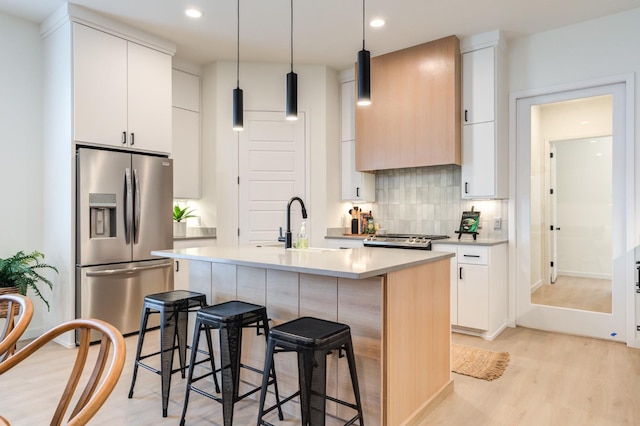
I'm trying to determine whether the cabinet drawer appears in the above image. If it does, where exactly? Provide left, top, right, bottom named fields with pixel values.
left=457, top=246, right=487, bottom=265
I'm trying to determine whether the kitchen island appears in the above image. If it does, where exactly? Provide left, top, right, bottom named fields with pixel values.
left=152, top=245, right=454, bottom=425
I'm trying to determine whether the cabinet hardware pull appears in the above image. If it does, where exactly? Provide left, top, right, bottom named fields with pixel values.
left=459, top=266, right=463, bottom=280
left=356, top=187, right=360, bottom=197
left=464, top=182, right=469, bottom=194
left=176, top=260, right=180, bottom=272
left=463, top=254, right=480, bottom=258
left=122, top=131, right=126, bottom=145
left=464, top=110, right=468, bottom=122
left=131, top=132, right=135, bottom=145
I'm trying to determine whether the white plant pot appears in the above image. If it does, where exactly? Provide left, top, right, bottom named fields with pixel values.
left=173, top=221, right=186, bottom=237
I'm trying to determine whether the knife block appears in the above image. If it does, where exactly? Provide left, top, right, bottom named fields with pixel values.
left=351, top=218, right=359, bottom=234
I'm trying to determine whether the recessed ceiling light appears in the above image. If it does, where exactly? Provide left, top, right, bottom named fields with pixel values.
left=185, top=8, right=203, bottom=18
left=370, top=18, right=385, bottom=28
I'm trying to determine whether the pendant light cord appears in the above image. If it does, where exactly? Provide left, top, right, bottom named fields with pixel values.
left=362, top=0, right=366, bottom=50
left=290, top=0, right=294, bottom=72
left=236, top=0, right=240, bottom=88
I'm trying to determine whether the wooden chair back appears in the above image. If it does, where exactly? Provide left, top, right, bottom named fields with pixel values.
left=0, top=318, right=126, bottom=426
left=0, top=293, right=34, bottom=363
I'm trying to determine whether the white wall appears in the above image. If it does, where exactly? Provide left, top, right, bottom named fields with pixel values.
left=202, top=61, right=341, bottom=247
left=0, top=13, right=48, bottom=333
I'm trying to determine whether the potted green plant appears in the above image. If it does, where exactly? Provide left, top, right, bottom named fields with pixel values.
left=173, top=204, right=196, bottom=237
left=0, top=250, right=58, bottom=312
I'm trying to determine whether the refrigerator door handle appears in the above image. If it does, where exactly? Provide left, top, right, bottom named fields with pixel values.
left=124, top=168, right=133, bottom=244
left=133, top=168, right=141, bottom=244
left=85, top=262, right=172, bottom=277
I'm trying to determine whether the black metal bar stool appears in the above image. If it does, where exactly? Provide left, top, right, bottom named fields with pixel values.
left=180, top=300, right=283, bottom=426
left=128, top=289, right=210, bottom=417
left=257, top=316, right=365, bottom=426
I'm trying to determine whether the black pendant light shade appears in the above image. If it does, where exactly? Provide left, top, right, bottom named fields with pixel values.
left=357, top=49, right=371, bottom=105
left=233, top=87, right=243, bottom=131
left=286, top=71, right=298, bottom=120
left=286, top=0, right=298, bottom=120
left=233, top=0, right=243, bottom=131
left=357, top=0, right=371, bottom=106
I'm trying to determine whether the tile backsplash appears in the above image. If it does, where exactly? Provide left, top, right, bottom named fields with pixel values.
left=373, top=165, right=508, bottom=239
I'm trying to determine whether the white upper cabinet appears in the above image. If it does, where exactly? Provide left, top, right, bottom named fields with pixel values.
left=460, top=31, right=508, bottom=199
left=172, top=69, right=201, bottom=199
left=340, top=76, right=375, bottom=202
left=461, top=121, right=496, bottom=198
left=462, top=46, right=495, bottom=125
left=341, top=79, right=355, bottom=141
left=73, top=23, right=172, bottom=154
left=172, top=69, right=200, bottom=112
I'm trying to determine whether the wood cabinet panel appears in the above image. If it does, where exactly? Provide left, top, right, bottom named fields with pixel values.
left=265, top=269, right=300, bottom=413
left=300, top=274, right=339, bottom=416
left=385, top=259, right=451, bottom=425
left=337, top=277, right=383, bottom=425
left=356, top=35, right=461, bottom=171
left=210, top=263, right=237, bottom=303
left=237, top=266, right=267, bottom=396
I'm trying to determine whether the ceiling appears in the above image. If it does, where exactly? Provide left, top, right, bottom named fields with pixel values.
left=1, top=0, right=639, bottom=70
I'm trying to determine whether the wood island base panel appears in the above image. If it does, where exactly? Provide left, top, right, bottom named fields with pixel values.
left=152, top=245, right=454, bottom=425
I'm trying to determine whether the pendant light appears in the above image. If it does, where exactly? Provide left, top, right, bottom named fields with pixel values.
left=232, top=0, right=243, bottom=131
left=285, top=0, right=298, bottom=120
left=357, top=0, right=371, bottom=106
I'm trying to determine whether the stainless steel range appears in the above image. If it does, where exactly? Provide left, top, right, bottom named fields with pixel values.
left=363, top=234, right=450, bottom=250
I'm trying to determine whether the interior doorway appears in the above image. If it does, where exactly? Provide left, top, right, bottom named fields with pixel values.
left=514, top=81, right=630, bottom=341
left=531, top=134, right=613, bottom=313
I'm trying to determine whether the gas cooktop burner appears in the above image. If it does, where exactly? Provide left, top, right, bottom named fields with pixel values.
left=363, top=234, right=450, bottom=249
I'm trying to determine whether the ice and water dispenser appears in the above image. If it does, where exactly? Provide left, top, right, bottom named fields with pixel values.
left=89, top=193, right=117, bottom=238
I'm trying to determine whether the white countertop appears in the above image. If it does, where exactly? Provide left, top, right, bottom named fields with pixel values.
left=152, top=245, right=454, bottom=280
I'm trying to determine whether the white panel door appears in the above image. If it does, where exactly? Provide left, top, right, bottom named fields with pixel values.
left=239, top=111, right=306, bottom=244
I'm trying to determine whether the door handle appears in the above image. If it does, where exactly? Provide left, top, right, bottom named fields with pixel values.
left=122, top=131, right=127, bottom=145
left=133, top=168, right=141, bottom=244
left=464, top=109, right=468, bottom=122
left=85, top=262, right=172, bottom=277
left=459, top=266, right=463, bottom=280
left=130, top=132, right=135, bottom=146
left=356, top=187, right=360, bottom=197
left=124, top=168, right=133, bottom=244
left=464, top=182, right=469, bottom=194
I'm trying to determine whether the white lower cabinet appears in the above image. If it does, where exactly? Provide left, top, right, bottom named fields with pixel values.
left=434, top=242, right=507, bottom=340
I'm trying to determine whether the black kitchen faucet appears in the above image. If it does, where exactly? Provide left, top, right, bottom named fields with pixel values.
left=278, top=196, right=308, bottom=248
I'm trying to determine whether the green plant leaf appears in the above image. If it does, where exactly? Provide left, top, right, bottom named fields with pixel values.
left=173, top=204, right=196, bottom=222
left=0, top=250, right=58, bottom=311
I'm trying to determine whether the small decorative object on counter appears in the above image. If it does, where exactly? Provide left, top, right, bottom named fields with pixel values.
left=297, top=221, right=308, bottom=249
left=455, top=207, right=480, bottom=240
left=173, top=204, right=197, bottom=238
left=367, top=211, right=375, bottom=234
left=349, top=206, right=360, bottom=234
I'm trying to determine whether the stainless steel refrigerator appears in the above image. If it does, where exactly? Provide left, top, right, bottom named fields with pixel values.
left=76, top=147, right=173, bottom=342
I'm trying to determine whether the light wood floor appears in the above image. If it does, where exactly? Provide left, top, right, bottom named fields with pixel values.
left=2, top=326, right=639, bottom=425
left=531, top=275, right=612, bottom=313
